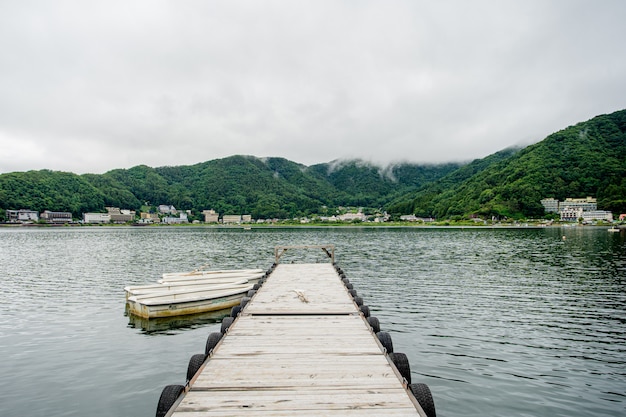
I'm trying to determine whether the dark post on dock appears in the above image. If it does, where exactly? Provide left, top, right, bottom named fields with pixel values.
left=156, top=244, right=436, bottom=417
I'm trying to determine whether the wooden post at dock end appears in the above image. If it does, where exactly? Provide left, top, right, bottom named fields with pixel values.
left=274, top=244, right=335, bottom=264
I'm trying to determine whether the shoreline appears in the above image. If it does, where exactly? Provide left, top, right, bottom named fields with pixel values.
left=0, top=222, right=621, bottom=230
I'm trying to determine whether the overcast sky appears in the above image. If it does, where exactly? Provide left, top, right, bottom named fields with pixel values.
left=1, top=1, right=625, bottom=174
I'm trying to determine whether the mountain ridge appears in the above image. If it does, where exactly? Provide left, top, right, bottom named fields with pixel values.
left=1, top=109, right=625, bottom=220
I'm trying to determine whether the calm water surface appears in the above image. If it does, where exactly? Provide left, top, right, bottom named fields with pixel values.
left=0, top=226, right=624, bottom=417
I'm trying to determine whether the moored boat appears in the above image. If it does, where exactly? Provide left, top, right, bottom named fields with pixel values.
left=126, top=282, right=254, bottom=318
left=124, top=267, right=263, bottom=318
left=161, top=268, right=263, bottom=280
left=124, top=271, right=264, bottom=300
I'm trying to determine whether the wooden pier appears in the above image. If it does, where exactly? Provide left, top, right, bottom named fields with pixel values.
left=159, top=245, right=434, bottom=417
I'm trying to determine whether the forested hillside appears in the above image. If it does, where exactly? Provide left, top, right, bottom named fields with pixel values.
left=2, top=109, right=624, bottom=220
left=0, top=156, right=459, bottom=219
left=388, top=109, right=626, bottom=219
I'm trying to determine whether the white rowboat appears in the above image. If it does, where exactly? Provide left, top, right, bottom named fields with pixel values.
left=124, top=272, right=264, bottom=300
left=124, top=267, right=263, bottom=319
left=162, top=268, right=263, bottom=280
left=126, top=284, right=253, bottom=318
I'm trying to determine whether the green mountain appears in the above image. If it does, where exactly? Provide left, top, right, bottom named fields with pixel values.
left=0, top=156, right=459, bottom=219
left=2, top=109, right=624, bottom=221
left=0, top=170, right=107, bottom=215
left=388, top=109, right=626, bottom=219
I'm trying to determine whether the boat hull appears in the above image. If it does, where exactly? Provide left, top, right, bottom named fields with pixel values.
left=126, top=290, right=246, bottom=319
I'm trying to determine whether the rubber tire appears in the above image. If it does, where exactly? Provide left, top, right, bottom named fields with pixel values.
left=252, top=283, right=261, bottom=290
left=240, top=297, right=251, bottom=308
left=409, top=383, right=436, bottom=417
left=367, top=316, right=380, bottom=333
left=220, top=317, right=234, bottom=334
left=348, top=289, right=358, bottom=297
left=376, top=331, right=393, bottom=353
left=155, top=384, right=184, bottom=417
left=186, top=353, right=206, bottom=382
left=359, top=305, right=370, bottom=317
left=246, top=289, right=256, bottom=297
left=205, top=332, right=222, bottom=355
left=341, top=277, right=350, bottom=285
left=230, top=305, right=241, bottom=317
left=389, top=352, right=411, bottom=384
left=353, top=296, right=364, bottom=307
left=345, top=283, right=354, bottom=290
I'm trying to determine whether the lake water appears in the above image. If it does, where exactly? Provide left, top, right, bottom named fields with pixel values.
left=0, top=226, right=624, bottom=417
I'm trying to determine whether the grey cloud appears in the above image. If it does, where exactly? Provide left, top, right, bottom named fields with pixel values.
left=1, top=0, right=625, bottom=174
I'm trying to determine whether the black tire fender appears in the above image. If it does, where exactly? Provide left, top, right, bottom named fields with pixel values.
left=409, top=383, right=436, bottom=417
left=359, top=305, right=370, bottom=317
left=155, top=384, right=184, bottom=417
left=367, top=316, right=380, bottom=333
left=230, top=305, right=241, bottom=318
left=205, top=332, right=222, bottom=355
left=389, top=352, right=411, bottom=384
left=220, top=317, right=234, bottom=334
left=376, top=331, right=393, bottom=353
left=186, top=353, right=206, bottom=382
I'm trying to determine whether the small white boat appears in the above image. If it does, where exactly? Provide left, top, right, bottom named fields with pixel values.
left=126, top=281, right=254, bottom=318
left=608, top=226, right=620, bottom=232
left=160, top=270, right=263, bottom=284
left=124, top=276, right=262, bottom=300
left=124, top=272, right=264, bottom=300
left=161, top=268, right=263, bottom=280
left=124, top=267, right=263, bottom=318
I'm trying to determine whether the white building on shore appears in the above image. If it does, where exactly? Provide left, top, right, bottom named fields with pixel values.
left=542, top=197, right=612, bottom=222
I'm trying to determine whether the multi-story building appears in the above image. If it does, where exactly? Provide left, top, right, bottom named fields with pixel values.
left=83, top=213, right=111, bottom=223
left=106, top=207, right=135, bottom=223
left=6, top=209, right=39, bottom=222
left=560, top=207, right=583, bottom=222
left=542, top=197, right=611, bottom=222
left=582, top=210, right=613, bottom=222
left=203, top=209, right=219, bottom=223
left=40, top=210, right=72, bottom=223
left=222, top=215, right=242, bottom=224
left=560, top=197, right=597, bottom=212
left=540, top=198, right=560, bottom=213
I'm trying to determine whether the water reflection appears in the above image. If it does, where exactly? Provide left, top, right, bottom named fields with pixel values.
left=126, top=308, right=230, bottom=334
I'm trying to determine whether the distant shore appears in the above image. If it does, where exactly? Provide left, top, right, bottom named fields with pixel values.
left=1, top=222, right=621, bottom=229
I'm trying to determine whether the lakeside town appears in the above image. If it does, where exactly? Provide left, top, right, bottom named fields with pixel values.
left=3, top=196, right=625, bottom=226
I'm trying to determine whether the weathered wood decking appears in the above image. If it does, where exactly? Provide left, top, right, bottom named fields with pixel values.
left=168, top=262, right=425, bottom=416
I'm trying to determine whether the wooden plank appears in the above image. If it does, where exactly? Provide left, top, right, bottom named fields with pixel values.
left=215, top=315, right=382, bottom=356
left=174, top=407, right=419, bottom=417
left=192, top=355, right=402, bottom=390
left=175, top=389, right=417, bottom=415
